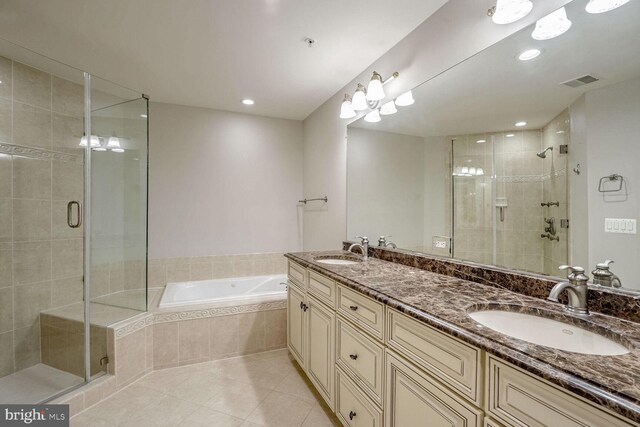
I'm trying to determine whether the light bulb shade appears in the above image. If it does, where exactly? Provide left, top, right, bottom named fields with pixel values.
left=340, top=95, right=356, bottom=119
left=352, top=84, right=368, bottom=111
left=461, top=167, right=469, bottom=174
left=364, top=109, right=381, bottom=123
left=107, top=136, right=121, bottom=149
left=469, top=167, right=477, bottom=175
left=395, top=90, right=414, bottom=107
left=477, top=168, right=484, bottom=176
left=532, top=7, right=572, bottom=40
left=366, top=72, right=385, bottom=101
left=379, top=100, right=397, bottom=115
left=79, top=136, right=87, bottom=147
left=90, top=136, right=101, bottom=148
left=491, top=0, right=533, bottom=24
left=585, top=0, right=629, bottom=13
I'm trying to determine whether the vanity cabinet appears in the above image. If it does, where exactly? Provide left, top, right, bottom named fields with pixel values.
left=286, top=260, right=639, bottom=427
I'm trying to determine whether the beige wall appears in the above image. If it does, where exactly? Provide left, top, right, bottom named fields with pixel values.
left=302, top=0, right=572, bottom=251
left=149, top=103, right=304, bottom=259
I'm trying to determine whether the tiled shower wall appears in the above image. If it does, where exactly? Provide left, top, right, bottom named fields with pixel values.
left=0, top=57, right=87, bottom=376
left=542, top=110, right=570, bottom=275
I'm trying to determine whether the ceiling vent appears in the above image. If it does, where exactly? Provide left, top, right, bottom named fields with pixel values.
left=561, top=75, right=600, bottom=88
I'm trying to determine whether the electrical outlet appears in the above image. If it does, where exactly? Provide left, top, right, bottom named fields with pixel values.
left=604, top=218, right=636, bottom=234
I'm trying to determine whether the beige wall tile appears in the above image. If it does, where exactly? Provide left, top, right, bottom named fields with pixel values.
left=124, top=260, right=145, bottom=290
left=13, top=62, right=51, bottom=109
left=109, top=262, right=124, bottom=293
left=0, top=155, right=11, bottom=199
left=210, top=315, right=238, bottom=357
left=52, top=113, right=83, bottom=153
left=238, top=312, right=265, bottom=354
left=13, top=199, right=51, bottom=241
left=264, top=309, right=286, bottom=349
left=0, top=98, right=11, bottom=143
left=147, top=264, right=166, bottom=289
left=52, top=76, right=83, bottom=117
left=190, top=262, right=212, bottom=281
left=115, top=327, right=147, bottom=388
left=0, top=199, right=11, bottom=243
left=0, top=56, right=11, bottom=100
left=0, top=287, right=14, bottom=333
left=13, top=102, right=52, bottom=149
left=153, top=322, right=178, bottom=368
left=12, top=157, right=51, bottom=199
left=13, top=241, right=51, bottom=285
left=52, top=276, right=83, bottom=307
left=166, top=263, right=189, bottom=283
left=51, top=239, right=83, bottom=280
left=14, top=322, right=41, bottom=370
left=52, top=160, right=83, bottom=200
left=178, top=318, right=210, bottom=363
left=14, top=282, right=50, bottom=329
left=0, top=331, right=14, bottom=376
left=51, top=200, right=83, bottom=239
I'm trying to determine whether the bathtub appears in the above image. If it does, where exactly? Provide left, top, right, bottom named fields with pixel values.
left=158, top=274, right=288, bottom=309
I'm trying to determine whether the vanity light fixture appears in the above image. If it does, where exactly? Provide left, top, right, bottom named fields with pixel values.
left=107, top=136, right=121, bottom=149
left=79, top=135, right=101, bottom=148
left=506, top=133, right=515, bottom=137
left=366, top=72, right=385, bottom=101
left=242, top=99, right=255, bottom=105
left=476, top=139, right=486, bottom=144
left=140, top=113, right=148, bottom=118
left=532, top=7, right=572, bottom=40
left=364, top=109, right=381, bottom=123
left=487, top=0, right=533, bottom=24
left=395, top=90, right=414, bottom=107
left=518, top=48, right=542, bottom=61
left=586, top=0, right=630, bottom=13
left=351, top=84, right=368, bottom=111
left=515, top=121, right=527, bottom=127
left=379, top=100, right=398, bottom=115
left=340, top=94, right=357, bottom=119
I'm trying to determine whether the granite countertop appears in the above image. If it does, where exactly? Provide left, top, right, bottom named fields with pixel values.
left=286, top=250, right=640, bottom=423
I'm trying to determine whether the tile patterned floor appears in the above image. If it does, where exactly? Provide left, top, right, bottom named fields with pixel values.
left=0, top=364, right=83, bottom=404
left=71, top=349, right=341, bottom=427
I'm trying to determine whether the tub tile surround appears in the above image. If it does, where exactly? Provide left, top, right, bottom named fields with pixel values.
left=290, top=249, right=640, bottom=423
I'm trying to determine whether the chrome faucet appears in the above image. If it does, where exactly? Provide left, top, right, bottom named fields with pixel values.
left=592, top=260, right=622, bottom=288
left=348, top=236, right=369, bottom=260
left=377, top=235, right=397, bottom=249
left=548, top=265, right=590, bottom=316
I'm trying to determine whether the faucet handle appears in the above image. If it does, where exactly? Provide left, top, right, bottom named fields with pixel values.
left=559, top=265, right=589, bottom=283
left=596, top=260, right=614, bottom=269
left=355, top=236, right=369, bottom=244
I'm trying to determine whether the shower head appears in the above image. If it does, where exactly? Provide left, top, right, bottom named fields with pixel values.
left=537, top=146, right=553, bottom=159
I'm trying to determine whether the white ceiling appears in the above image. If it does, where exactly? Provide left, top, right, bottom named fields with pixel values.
left=353, top=0, right=640, bottom=137
left=0, top=0, right=447, bottom=120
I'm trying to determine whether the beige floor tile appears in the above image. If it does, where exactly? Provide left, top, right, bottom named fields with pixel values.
left=134, top=368, right=192, bottom=394
left=164, top=371, right=227, bottom=404
left=84, top=384, right=164, bottom=425
left=118, top=395, right=198, bottom=427
left=273, top=369, right=318, bottom=403
left=70, top=412, right=116, bottom=427
left=179, top=406, right=243, bottom=427
left=204, top=380, right=271, bottom=419
left=301, top=404, right=341, bottom=427
left=245, top=391, right=314, bottom=427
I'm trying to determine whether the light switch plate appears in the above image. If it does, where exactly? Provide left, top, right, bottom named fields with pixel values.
left=604, top=218, right=636, bottom=234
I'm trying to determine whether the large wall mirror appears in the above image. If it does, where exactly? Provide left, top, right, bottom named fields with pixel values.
left=347, top=0, right=640, bottom=291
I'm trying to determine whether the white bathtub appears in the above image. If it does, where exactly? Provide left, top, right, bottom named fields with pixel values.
left=159, top=274, right=288, bottom=309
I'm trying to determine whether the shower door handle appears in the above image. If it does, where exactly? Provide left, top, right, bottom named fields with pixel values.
left=67, top=201, right=82, bottom=228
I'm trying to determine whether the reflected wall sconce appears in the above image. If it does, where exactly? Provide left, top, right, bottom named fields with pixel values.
left=586, top=0, right=630, bottom=13
left=487, top=0, right=533, bottom=24
left=532, top=7, right=572, bottom=40
left=80, top=134, right=125, bottom=152
left=339, top=70, right=400, bottom=120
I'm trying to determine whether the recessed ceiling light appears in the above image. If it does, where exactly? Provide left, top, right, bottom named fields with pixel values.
left=518, top=49, right=541, bottom=61
left=506, top=134, right=515, bottom=137
left=242, top=99, right=255, bottom=105
left=476, top=139, right=486, bottom=144
left=140, top=114, right=147, bottom=118
left=515, top=121, right=527, bottom=127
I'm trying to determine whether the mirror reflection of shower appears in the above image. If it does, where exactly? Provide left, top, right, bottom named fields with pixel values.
left=537, top=146, right=553, bottom=158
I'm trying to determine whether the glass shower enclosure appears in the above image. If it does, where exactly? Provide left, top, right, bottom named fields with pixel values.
left=0, top=39, right=148, bottom=404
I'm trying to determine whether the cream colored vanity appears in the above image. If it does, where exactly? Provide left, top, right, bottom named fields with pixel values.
left=287, top=260, right=638, bottom=427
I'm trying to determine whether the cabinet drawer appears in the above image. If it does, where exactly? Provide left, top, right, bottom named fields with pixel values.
left=486, top=356, right=637, bottom=427
left=386, top=307, right=481, bottom=405
left=336, top=367, right=383, bottom=427
left=386, top=351, right=483, bottom=427
left=484, top=418, right=505, bottom=427
left=308, top=271, right=336, bottom=308
left=288, top=261, right=307, bottom=289
left=336, top=317, right=385, bottom=406
left=338, top=285, right=385, bottom=341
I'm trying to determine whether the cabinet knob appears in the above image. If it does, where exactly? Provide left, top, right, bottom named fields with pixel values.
left=302, top=304, right=308, bottom=312
left=349, top=305, right=358, bottom=311
left=349, top=354, right=358, bottom=360
left=300, top=301, right=304, bottom=310
left=349, top=411, right=357, bottom=420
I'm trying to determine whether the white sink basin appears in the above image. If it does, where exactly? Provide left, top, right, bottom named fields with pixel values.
left=469, top=310, right=629, bottom=356
left=315, top=258, right=359, bottom=266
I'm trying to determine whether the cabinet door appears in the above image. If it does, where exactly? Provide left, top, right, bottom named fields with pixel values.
left=386, top=351, right=483, bottom=427
left=307, top=296, right=335, bottom=410
left=287, top=284, right=306, bottom=368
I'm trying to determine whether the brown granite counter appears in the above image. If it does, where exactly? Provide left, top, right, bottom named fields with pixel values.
left=285, top=250, right=640, bottom=423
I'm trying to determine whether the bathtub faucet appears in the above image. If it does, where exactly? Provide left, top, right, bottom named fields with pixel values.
left=348, top=236, right=369, bottom=261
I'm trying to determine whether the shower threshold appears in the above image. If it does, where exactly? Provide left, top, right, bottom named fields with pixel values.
left=0, top=364, right=82, bottom=404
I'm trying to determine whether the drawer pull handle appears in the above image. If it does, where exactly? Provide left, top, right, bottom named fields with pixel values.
left=349, top=411, right=357, bottom=420
left=302, top=304, right=308, bottom=312
left=300, top=301, right=304, bottom=310
left=349, top=354, right=358, bottom=360
left=349, top=305, right=358, bottom=311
